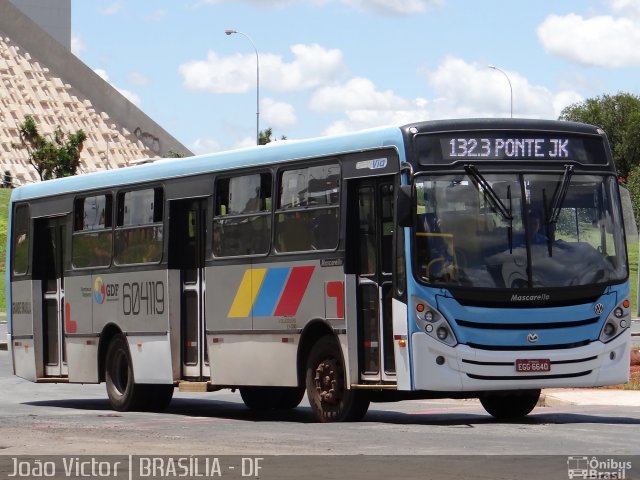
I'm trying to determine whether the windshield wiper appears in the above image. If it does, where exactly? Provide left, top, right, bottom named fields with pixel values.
left=547, top=164, right=574, bottom=224
left=464, top=165, right=514, bottom=253
left=464, top=165, right=513, bottom=221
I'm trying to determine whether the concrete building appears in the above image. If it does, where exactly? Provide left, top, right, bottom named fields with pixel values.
left=9, top=0, right=71, bottom=50
left=0, top=1, right=192, bottom=186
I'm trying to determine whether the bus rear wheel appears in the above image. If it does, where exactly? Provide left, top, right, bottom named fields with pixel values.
left=105, top=334, right=146, bottom=411
left=240, top=386, right=305, bottom=410
left=305, top=336, right=370, bottom=422
left=480, top=389, right=541, bottom=420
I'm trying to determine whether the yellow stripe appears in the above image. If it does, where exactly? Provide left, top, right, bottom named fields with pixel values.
left=227, top=268, right=267, bottom=318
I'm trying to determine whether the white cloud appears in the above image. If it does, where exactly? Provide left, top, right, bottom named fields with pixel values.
left=100, top=2, right=122, bottom=15
left=197, top=0, right=439, bottom=15
left=310, top=77, right=409, bottom=111
left=342, top=0, right=440, bottom=15
left=318, top=56, right=584, bottom=135
left=191, top=137, right=222, bottom=154
left=179, top=44, right=343, bottom=93
left=128, top=72, right=150, bottom=86
left=261, top=98, right=297, bottom=129
left=71, top=34, right=86, bottom=55
left=427, top=56, right=579, bottom=119
left=537, top=10, right=640, bottom=67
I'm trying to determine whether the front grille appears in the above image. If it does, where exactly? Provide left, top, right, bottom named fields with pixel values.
left=456, top=317, right=599, bottom=330
left=466, top=340, right=592, bottom=351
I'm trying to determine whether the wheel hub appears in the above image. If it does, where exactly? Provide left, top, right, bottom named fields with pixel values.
left=314, top=358, right=343, bottom=405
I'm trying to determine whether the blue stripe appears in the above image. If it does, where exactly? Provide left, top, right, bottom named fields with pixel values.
left=251, top=268, right=290, bottom=317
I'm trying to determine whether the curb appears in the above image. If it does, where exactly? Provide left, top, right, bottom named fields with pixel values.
left=539, top=391, right=575, bottom=407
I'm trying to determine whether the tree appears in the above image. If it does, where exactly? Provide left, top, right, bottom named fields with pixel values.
left=258, top=127, right=287, bottom=145
left=13, top=115, right=87, bottom=181
left=559, top=92, right=640, bottom=178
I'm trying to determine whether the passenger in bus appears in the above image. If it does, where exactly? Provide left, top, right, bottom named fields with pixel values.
left=525, top=211, right=548, bottom=245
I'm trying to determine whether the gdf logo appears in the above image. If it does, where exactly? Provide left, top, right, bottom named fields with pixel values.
left=94, top=277, right=106, bottom=304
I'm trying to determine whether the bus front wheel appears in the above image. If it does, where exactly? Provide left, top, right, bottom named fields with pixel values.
left=305, top=336, right=370, bottom=422
left=480, top=389, right=541, bottom=420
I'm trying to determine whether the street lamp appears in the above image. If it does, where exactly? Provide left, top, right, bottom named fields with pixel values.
left=225, top=29, right=260, bottom=145
left=488, top=65, right=513, bottom=118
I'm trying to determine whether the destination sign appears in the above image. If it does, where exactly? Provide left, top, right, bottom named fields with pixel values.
left=447, top=137, right=569, bottom=159
left=415, top=132, right=608, bottom=165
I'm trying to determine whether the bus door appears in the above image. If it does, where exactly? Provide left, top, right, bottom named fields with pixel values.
left=33, top=216, right=67, bottom=378
left=169, top=199, right=208, bottom=379
left=353, top=177, right=396, bottom=382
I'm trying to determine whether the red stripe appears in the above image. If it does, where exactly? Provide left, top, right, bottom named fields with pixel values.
left=273, top=266, right=315, bottom=316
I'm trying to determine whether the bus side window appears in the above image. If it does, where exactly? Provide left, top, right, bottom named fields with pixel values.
left=72, top=194, right=113, bottom=269
left=114, top=187, right=163, bottom=265
left=275, top=163, right=340, bottom=253
left=213, top=172, right=272, bottom=257
left=12, top=204, right=30, bottom=275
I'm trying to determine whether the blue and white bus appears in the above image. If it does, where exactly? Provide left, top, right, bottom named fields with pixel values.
left=7, top=118, right=631, bottom=421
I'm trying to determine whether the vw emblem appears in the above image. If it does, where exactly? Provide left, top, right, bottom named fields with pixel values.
left=594, top=303, right=604, bottom=315
left=526, top=333, right=539, bottom=344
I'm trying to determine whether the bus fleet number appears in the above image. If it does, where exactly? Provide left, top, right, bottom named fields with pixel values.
left=122, top=281, right=165, bottom=316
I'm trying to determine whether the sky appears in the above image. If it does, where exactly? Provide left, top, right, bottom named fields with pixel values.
left=71, top=0, right=640, bottom=155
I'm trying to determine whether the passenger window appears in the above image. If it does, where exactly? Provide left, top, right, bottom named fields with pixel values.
left=12, top=204, right=30, bottom=275
left=114, top=188, right=163, bottom=265
left=276, top=163, right=340, bottom=252
left=72, top=194, right=113, bottom=268
left=213, top=173, right=272, bottom=257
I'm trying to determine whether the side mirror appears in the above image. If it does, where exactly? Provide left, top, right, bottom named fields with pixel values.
left=396, top=184, right=413, bottom=228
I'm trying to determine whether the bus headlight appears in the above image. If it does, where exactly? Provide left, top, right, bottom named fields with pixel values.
left=412, top=296, right=457, bottom=347
left=599, top=299, right=630, bottom=343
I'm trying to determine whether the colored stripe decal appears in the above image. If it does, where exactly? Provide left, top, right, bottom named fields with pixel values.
left=227, top=268, right=267, bottom=318
left=273, top=266, right=315, bottom=316
left=252, top=267, right=290, bottom=316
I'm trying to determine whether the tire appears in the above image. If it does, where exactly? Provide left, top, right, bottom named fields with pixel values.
left=240, top=386, right=305, bottom=410
left=104, top=334, right=146, bottom=411
left=305, top=336, right=370, bottom=422
left=480, top=389, right=541, bottom=420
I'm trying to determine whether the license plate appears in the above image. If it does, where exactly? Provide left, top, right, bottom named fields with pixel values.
left=515, top=358, right=551, bottom=373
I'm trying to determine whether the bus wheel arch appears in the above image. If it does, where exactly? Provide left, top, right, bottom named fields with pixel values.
left=98, top=324, right=123, bottom=383
left=297, top=319, right=336, bottom=387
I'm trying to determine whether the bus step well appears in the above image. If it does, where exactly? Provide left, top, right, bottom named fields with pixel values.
left=178, top=381, right=219, bottom=392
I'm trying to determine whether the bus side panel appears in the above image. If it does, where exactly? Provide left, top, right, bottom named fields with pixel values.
left=206, top=260, right=344, bottom=386
left=11, top=280, right=41, bottom=381
left=208, top=334, right=299, bottom=386
left=91, top=270, right=173, bottom=383
left=65, top=274, right=99, bottom=383
left=392, top=298, right=411, bottom=390
left=206, top=265, right=252, bottom=332
left=128, top=334, right=174, bottom=384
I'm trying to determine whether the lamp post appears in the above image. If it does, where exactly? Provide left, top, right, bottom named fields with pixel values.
left=488, top=65, right=513, bottom=118
left=225, top=29, right=260, bottom=145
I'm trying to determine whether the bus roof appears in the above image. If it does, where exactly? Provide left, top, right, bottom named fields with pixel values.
left=10, top=124, right=405, bottom=202
left=10, top=118, right=604, bottom=203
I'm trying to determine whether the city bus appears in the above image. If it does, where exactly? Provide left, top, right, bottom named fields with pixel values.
left=7, top=118, right=632, bottom=422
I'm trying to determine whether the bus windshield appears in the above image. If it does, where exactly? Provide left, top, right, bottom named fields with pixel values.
left=414, top=172, right=628, bottom=289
